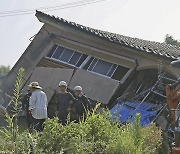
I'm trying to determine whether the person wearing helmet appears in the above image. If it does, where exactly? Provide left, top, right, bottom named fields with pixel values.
left=73, top=86, right=91, bottom=121
left=55, top=81, right=76, bottom=125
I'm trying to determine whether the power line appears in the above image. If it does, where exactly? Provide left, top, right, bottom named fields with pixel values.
left=0, top=0, right=95, bottom=14
left=0, top=0, right=106, bottom=18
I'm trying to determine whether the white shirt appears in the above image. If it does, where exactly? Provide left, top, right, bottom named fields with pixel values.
left=29, top=89, right=48, bottom=119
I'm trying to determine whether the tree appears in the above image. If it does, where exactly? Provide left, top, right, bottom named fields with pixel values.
left=165, top=34, right=180, bottom=47
left=0, top=65, right=11, bottom=77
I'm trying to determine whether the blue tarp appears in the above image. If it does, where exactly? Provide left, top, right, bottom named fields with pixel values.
left=110, top=101, right=158, bottom=126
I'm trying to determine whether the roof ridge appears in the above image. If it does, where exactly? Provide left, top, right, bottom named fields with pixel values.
left=36, top=10, right=180, bottom=59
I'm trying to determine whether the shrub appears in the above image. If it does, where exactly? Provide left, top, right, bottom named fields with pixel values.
left=34, top=110, right=119, bottom=154
left=0, top=68, right=33, bottom=154
left=141, top=123, right=162, bottom=154
left=0, top=110, right=162, bottom=154
left=33, top=112, right=162, bottom=154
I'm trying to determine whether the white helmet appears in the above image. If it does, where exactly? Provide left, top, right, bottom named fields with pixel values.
left=74, top=86, right=82, bottom=91
left=59, top=81, right=67, bottom=87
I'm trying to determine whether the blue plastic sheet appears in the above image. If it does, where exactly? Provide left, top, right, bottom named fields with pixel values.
left=110, top=101, right=158, bottom=126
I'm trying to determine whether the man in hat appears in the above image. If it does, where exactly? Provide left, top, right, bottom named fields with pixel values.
left=22, top=87, right=32, bottom=130
left=28, top=82, right=48, bottom=132
left=73, top=86, right=91, bottom=121
left=55, top=81, right=76, bottom=124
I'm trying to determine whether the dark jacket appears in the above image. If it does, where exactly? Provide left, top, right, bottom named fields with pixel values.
left=22, top=92, right=31, bottom=111
left=74, top=95, right=91, bottom=117
left=56, top=92, right=75, bottom=116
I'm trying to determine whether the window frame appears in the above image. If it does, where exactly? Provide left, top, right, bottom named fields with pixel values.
left=107, top=64, right=118, bottom=78
left=69, top=52, right=83, bottom=66
left=48, top=45, right=130, bottom=81
left=87, top=58, right=118, bottom=78
left=49, top=45, right=86, bottom=68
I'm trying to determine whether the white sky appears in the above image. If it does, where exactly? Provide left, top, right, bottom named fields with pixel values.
left=0, top=0, right=180, bottom=66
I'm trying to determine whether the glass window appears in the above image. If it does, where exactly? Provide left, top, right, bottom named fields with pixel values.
left=88, top=58, right=98, bottom=71
left=48, top=45, right=129, bottom=81
left=59, top=48, right=74, bottom=62
left=69, top=52, right=82, bottom=65
left=47, top=45, right=57, bottom=57
left=48, top=45, right=88, bottom=67
left=81, top=57, right=93, bottom=69
left=52, top=46, right=64, bottom=59
left=76, top=54, right=88, bottom=67
left=92, top=60, right=113, bottom=76
left=112, top=65, right=129, bottom=80
left=107, top=64, right=118, bottom=77
left=86, top=58, right=129, bottom=80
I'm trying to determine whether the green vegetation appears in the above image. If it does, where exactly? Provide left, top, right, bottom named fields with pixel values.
left=165, top=34, right=180, bottom=47
left=0, top=111, right=162, bottom=154
left=0, top=68, right=26, bottom=153
left=0, top=65, right=11, bottom=77
left=0, top=68, right=163, bottom=154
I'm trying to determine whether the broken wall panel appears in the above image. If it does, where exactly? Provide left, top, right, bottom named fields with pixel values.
left=29, top=67, right=74, bottom=102
left=69, top=69, right=120, bottom=104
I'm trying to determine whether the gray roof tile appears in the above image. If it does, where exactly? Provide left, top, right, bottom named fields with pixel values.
left=36, top=11, right=180, bottom=60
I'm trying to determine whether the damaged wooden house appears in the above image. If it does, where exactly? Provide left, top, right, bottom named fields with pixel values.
left=1, top=11, right=180, bottom=126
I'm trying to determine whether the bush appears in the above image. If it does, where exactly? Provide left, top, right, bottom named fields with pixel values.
left=142, top=123, right=162, bottom=154
left=34, top=110, right=119, bottom=154
left=0, top=110, right=162, bottom=154
left=32, top=112, right=162, bottom=154
left=107, top=114, right=162, bottom=154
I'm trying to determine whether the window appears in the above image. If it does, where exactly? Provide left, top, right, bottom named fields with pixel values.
left=107, top=64, right=117, bottom=77
left=47, top=46, right=57, bottom=57
left=47, top=45, right=130, bottom=81
left=87, top=58, right=118, bottom=77
left=112, top=65, right=129, bottom=80
left=52, top=46, right=65, bottom=59
left=60, top=48, right=74, bottom=62
left=88, top=59, right=98, bottom=71
left=69, top=52, right=82, bottom=65
left=86, top=58, right=129, bottom=80
left=48, top=45, right=88, bottom=67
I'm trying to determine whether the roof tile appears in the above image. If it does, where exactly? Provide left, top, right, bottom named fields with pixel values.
left=36, top=11, right=180, bottom=60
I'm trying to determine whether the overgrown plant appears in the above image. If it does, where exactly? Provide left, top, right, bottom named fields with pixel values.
left=34, top=110, right=162, bottom=154
left=11, top=67, right=24, bottom=153
left=0, top=68, right=32, bottom=154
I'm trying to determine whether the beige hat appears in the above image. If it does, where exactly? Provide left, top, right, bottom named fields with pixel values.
left=59, top=81, right=67, bottom=87
left=74, top=86, right=82, bottom=91
left=28, top=82, right=42, bottom=89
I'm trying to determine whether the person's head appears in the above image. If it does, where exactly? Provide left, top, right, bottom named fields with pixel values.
left=28, top=82, right=42, bottom=93
left=59, top=81, right=67, bottom=93
left=74, top=86, right=82, bottom=97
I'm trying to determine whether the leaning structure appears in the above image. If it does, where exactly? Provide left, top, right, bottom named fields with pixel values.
left=0, top=11, right=180, bottom=127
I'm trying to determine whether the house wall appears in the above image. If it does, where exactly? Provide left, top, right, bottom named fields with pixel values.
left=43, top=23, right=180, bottom=78
left=136, top=55, right=180, bottom=78
left=44, top=24, right=137, bottom=68
left=68, top=69, right=119, bottom=104
left=2, top=26, right=55, bottom=94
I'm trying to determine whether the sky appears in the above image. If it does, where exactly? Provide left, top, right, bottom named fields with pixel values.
left=0, top=0, right=180, bottom=66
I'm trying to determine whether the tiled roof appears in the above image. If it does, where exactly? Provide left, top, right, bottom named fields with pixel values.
left=36, top=11, right=180, bottom=60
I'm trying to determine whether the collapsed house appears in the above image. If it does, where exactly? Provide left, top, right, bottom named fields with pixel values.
left=0, top=11, right=180, bottom=127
